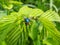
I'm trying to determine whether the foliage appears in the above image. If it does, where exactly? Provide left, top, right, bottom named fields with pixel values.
left=0, top=0, right=60, bottom=45
left=0, top=6, right=60, bottom=45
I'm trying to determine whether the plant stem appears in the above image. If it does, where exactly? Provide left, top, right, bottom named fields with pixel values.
left=50, top=0, right=53, bottom=10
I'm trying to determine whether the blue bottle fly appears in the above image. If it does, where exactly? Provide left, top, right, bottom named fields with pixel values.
left=25, top=18, right=30, bottom=25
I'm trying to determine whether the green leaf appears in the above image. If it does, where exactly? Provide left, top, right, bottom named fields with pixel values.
left=40, top=10, right=60, bottom=22
left=39, top=17, right=60, bottom=43
left=29, top=20, right=38, bottom=40
left=2, top=4, right=13, bottom=10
